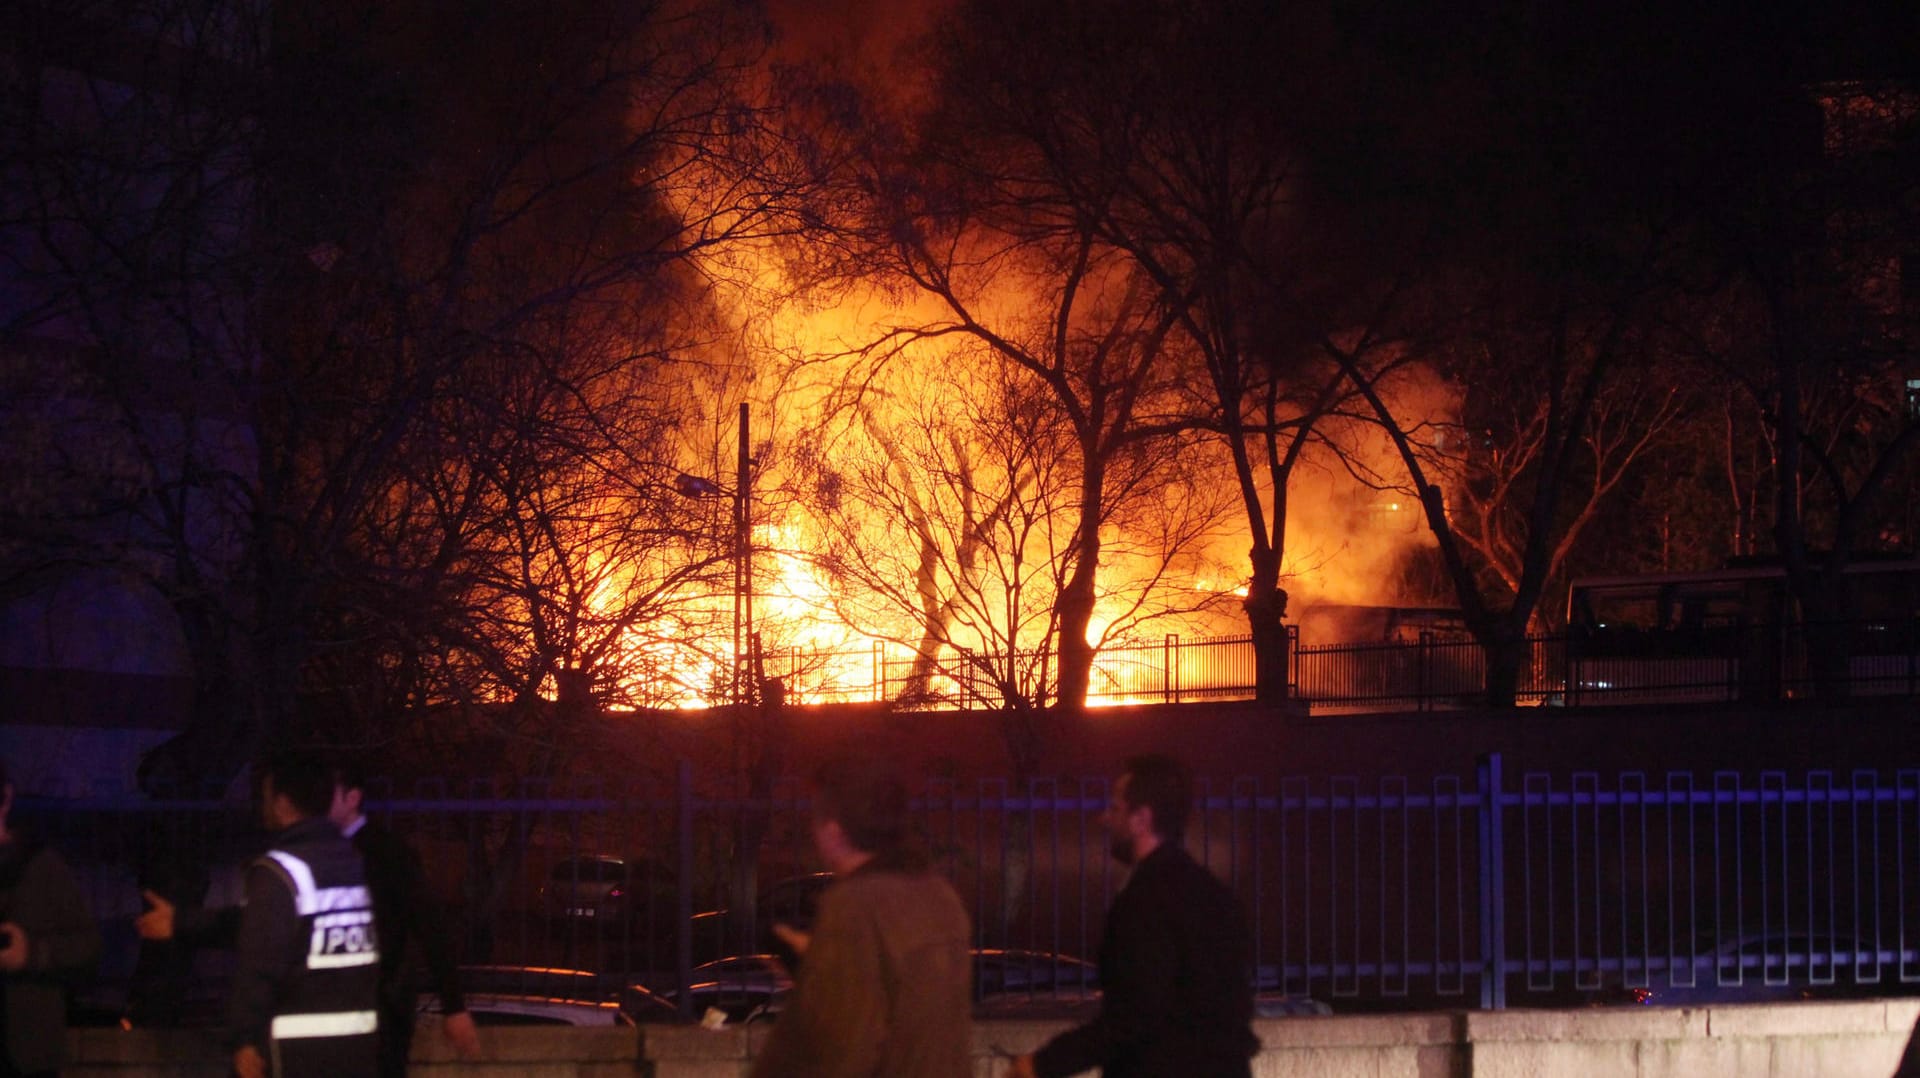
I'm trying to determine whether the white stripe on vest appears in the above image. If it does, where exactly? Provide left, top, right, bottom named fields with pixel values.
left=265, top=851, right=373, bottom=915
left=271, top=1009, right=378, bottom=1039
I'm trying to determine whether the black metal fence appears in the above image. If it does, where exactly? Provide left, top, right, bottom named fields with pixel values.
left=24, top=753, right=1920, bottom=1025
left=754, top=621, right=1920, bottom=712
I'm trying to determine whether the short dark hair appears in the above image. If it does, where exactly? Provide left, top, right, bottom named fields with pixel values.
left=1121, top=754, right=1191, bottom=843
left=332, top=758, right=369, bottom=795
left=811, top=756, right=910, bottom=856
left=258, top=752, right=335, bottom=818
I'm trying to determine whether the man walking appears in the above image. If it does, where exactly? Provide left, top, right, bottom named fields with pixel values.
left=225, top=753, right=381, bottom=1078
left=749, top=756, right=972, bottom=1078
left=1008, top=754, right=1258, bottom=1078
left=330, top=765, right=480, bottom=1075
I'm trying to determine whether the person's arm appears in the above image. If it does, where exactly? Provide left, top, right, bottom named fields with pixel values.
left=1030, top=888, right=1183, bottom=1078
left=388, top=833, right=466, bottom=1014
left=13, top=848, right=102, bottom=982
left=222, top=861, right=300, bottom=1056
left=370, top=828, right=480, bottom=1057
left=748, top=887, right=885, bottom=1078
left=137, top=890, right=242, bottom=949
left=178, top=903, right=244, bottom=948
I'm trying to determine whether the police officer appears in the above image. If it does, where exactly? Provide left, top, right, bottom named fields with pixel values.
left=225, top=753, right=381, bottom=1078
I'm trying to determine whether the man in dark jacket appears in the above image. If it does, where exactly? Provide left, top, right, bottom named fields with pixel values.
left=225, top=753, right=381, bottom=1078
left=1009, top=755, right=1258, bottom=1078
left=329, top=765, right=480, bottom=1075
left=0, top=757, right=102, bottom=1078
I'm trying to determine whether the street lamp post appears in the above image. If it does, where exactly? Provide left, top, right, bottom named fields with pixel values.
left=734, top=402, right=752, bottom=708
left=675, top=402, right=752, bottom=707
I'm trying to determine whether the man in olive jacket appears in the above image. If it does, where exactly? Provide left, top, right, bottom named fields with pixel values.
left=1010, top=755, right=1258, bottom=1078
left=0, top=757, right=103, bottom=1078
left=748, top=757, right=971, bottom=1078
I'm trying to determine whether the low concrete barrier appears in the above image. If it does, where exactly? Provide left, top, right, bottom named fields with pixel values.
left=64, top=1000, right=1920, bottom=1077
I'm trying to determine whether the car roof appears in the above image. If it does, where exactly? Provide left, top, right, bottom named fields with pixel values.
left=456, top=965, right=614, bottom=1000
left=428, top=992, right=629, bottom=1027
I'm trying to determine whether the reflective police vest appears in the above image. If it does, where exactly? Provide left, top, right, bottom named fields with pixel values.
left=260, top=841, right=382, bottom=1069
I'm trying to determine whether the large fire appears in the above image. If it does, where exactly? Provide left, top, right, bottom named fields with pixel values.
left=540, top=10, right=1463, bottom=713
left=560, top=255, right=1454, bottom=711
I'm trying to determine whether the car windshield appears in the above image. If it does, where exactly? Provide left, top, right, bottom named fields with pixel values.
left=550, top=858, right=627, bottom=883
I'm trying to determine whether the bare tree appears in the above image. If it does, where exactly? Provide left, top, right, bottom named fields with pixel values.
left=923, top=0, right=1391, bottom=703
left=1684, top=81, right=1920, bottom=696
left=1414, top=296, right=1694, bottom=633
left=2, top=0, right=825, bottom=793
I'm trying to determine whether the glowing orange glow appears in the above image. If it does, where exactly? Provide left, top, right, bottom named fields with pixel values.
left=556, top=135, right=1461, bottom=711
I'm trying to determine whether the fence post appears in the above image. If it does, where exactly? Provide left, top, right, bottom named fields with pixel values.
left=1164, top=634, right=1176, bottom=704
left=675, top=758, right=695, bottom=1019
left=1419, top=631, right=1434, bottom=712
left=1476, top=751, right=1507, bottom=1010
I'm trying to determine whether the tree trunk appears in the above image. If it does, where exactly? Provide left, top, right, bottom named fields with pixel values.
left=1055, top=564, right=1096, bottom=709
left=1244, top=545, right=1290, bottom=705
left=1055, top=468, right=1104, bottom=710
left=1482, top=631, right=1526, bottom=708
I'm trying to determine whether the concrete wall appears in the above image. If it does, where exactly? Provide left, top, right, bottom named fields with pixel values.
left=66, top=1000, right=1920, bottom=1077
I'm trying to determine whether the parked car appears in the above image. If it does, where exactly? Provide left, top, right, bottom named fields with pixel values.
left=423, top=965, right=630, bottom=1027
left=618, top=982, right=682, bottom=1024
left=691, top=872, right=836, bottom=962
left=1254, top=992, right=1334, bottom=1017
left=652, top=948, right=1099, bottom=1023
left=968, top=948, right=1101, bottom=1018
left=971, top=948, right=1100, bottom=1000
left=634, top=953, right=793, bottom=1025
left=541, top=854, right=674, bottom=932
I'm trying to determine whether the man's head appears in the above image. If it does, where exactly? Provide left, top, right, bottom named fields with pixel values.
left=328, top=760, right=368, bottom=830
left=256, top=752, right=335, bottom=831
left=808, top=756, right=910, bottom=875
left=1102, top=754, right=1191, bottom=865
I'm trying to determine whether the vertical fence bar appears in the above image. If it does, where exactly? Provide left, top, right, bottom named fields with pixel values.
left=1855, top=770, right=1878, bottom=986
left=1477, top=752, right=1507, bottom=1009
left=1236, top=776, right=1262, bottom=989
left=1713, top=771, right=1741, bottom=988
left=675, top=759, right=694, bottom=1019
left=1674, top=768, right=1704, bottom=991
left=1813, top=770, right=1837, bottom=988
left=1761, top=770, right=1782, bottom=983
left=1417, top=632, right=1433, bottom=712
left=1385, top=775, right=1409, bottom=998
left=1437, top=773, right=1467, bottom=998
left=1332, top=776, right=1357, bottom=998
left=1903, top=771, right=1920, bottom=985
left=1624, top=772, right=1650, bottom=992
left=1163, top=634, right=1175, bottom=704
left=1280, top=775, right=1306, bottom=997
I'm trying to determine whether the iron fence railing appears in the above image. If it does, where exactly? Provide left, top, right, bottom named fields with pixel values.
left=761, top=633, right=1262, bottom=709
left=753, top=621, right=1920, bottom=712
left=23, top=754, right=1920, bottom=1024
